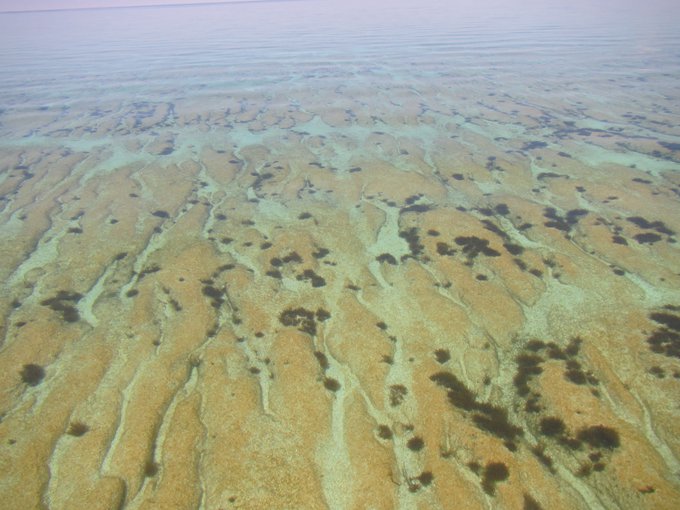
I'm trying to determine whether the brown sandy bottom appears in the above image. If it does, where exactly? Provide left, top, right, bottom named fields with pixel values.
left=1, top=80, right=680, bottom=510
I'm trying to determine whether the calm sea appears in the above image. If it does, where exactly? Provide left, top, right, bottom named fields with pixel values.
left=2, top=0, right=680, bottom=113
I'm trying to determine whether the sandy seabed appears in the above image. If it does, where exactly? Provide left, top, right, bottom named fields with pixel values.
left=1, top=73, right=680, bottom=510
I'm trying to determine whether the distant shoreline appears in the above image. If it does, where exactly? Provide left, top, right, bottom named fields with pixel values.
left=0, top=0, right=308, bottom=15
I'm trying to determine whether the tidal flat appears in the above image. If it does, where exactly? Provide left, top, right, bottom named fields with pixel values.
left=1, top=1, right=680, bottom=509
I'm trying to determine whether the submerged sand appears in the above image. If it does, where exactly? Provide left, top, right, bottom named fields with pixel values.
left=1, top=76, right=680, bottom=510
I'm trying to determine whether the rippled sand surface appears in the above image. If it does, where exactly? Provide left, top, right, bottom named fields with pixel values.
left=1, top=1, right=680, bottom=509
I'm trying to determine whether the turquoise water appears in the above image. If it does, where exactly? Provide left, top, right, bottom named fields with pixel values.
left=2, top=0, right=680, bottom=166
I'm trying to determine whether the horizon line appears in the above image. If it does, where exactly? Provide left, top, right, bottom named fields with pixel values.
left=0, top=0, right=309, bottom=15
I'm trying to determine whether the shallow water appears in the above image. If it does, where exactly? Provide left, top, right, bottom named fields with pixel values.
left=1, top=1, right=680, bottom=508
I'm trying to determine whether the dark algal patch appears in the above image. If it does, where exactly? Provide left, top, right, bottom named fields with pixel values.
left=471, top=406, right=523, bottom=442
left=625, top=216, right=649, bottom=228
left=282, top=251, right=303, bottom=264
left=399, top=227, right=424, bottom=258
left=401, top=204, right=432, bottom=214
left=658, top=141, right=680, bottom=151
left=20, top=364, right=45, bottom=386
left=576, top=425, right=620, bottom=449
left=634, top=232, right=662, bottom=244
left=377, top=425, right=393, bottom=440
left=144, top=460, right=159, bottom=477
left=632, top=177, right=652, bottom=184
left=406, top=436, right=425, bottom=451
left=265, top=269, right=282, bottom=279
left=40, top=291, right=83, bottom=322
left=316, top=308, right=331, bottom=321
left=452, top=173, right=464, bottom=181
left=279, top=307, right=317, bottom=336
left=323, top=377, right=341, bottom=392
left=436, top=242, right=456, bottom=256
left=649, top=312, right=680, bottom=332
left=523, top=493, right=544, bottom=510
left=298, top=212, right=313, bottom=220
left=514, top=258, right=528, bottom=271
left=214, top=264, right=235, bottom=275
left=434, top=349, right=451, bottom=364
left=67, top=421, right=89, bottom=437
left=252, top=172, right=274, bottom=190
left=503, top=243, right=524, bottom=256
left=647, top=342, right=677, bottom=369
left=417, top=471, right=434, bottom=486
left=627, top=216, right=675, bottom=235
left=565, top=368, right=587, bottom=385
left=481, top=219, right=508, bottom=240
left=202, top=284, right=225, bottom=308
left=525, top=339, right=546, bottom=351
left=565, top=337, right=582, bottom=356
left=376, top=253, right=398, bottom=265
left=296, top=269, right=326, bottom=287
left=543, top=208, right=588, bottom=232
left=314, top=351, right=329, bottom=370
left=482, top=462, right=509, bottom=495
left=67, top=227, right=83, bottom=234
left=539, top=416, right=566, bottom=437
left=612, top=235, right=628, bottom=245
left=137, top=264, right=161, bottom=280
left=430, top=371, right=479, bottom=411
left=152, top=210, right=170, bottom=218
left=466, top=461, right=482, bottom=475
left=454, top=236, right=500, bottom=259
left=494, top=203, right=510, bottom=216
left=648, top=366, right=665, bottom=378
left=557, top=151, right=572, bottom=158
left=513, top=354, right=544, bottom=396
left=430, top=371, right=522, bottom=446
left=522, top=141, right=548, bottom=151
left=537, top=172, right=566, bottom=180
left=545, top=343, right=566, bottom=360
left=312, top=248, right=329, bottom=259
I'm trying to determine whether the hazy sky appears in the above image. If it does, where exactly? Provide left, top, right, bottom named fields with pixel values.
left=0, top=0, right=273, bottom=12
